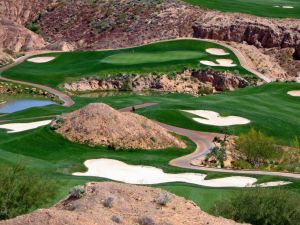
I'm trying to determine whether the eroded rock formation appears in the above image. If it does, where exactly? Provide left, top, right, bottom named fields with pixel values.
left=53, top=103, right=186, bottom=150
left=63, top=70, right=249, bottom=94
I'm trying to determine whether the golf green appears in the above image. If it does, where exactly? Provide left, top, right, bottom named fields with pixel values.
left=183, top=0, right=300, bottom=18
left=1, top=40, right=250, bottom=88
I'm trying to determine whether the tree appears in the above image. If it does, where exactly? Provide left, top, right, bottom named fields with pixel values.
left=0, top=163, right=58, bottom=220
left=235, top=128, right=280, bottom=167
left=211, top=188, right=300, bottom=225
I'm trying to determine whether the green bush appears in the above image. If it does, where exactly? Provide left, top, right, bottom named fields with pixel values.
left=0, top=164, right=58, bottom=220
left=211, top=188, right=300, bottom=225
left=232, top=160, right=252, bottom=169
left=235, top=128, right=281, bottom=167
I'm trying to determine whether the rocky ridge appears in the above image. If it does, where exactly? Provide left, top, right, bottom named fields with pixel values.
left=63, top=70, right=249, bottom=95
left=0, top=182, right=245, bottom=225
left=53, top=103, right=186, bottom=150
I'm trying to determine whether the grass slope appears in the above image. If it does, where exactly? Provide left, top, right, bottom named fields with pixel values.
left=183, top=0, right=300, bottom=18
left=1, top=40, right=249, bottom=87
left=0, top=83, right=299, bottom=213
left=1, top=83, right=299, bottom=145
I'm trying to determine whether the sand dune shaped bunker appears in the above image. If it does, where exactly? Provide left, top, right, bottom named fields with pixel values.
left=73, top=159, right=291, bottom=188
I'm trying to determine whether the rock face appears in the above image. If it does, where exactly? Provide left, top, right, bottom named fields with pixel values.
left=54, top=103, right=186, bottom=150
left=227, top=42, right=289, bottom=79
left=0, top=0, right=52, bottom=25
left=0, top=19, right=45, bottom=52
left=63, top=70, right=249, bottom=94
left=0, top=51, right=13, bottom=67
left=0, top=182, right=246, bottom=225
left=192, top=11, right=300, bottom=49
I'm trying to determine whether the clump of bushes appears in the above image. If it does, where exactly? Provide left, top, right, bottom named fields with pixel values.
left=102, top=197, right=114, bottom=208
left=138, top=216, right=155, bottom=225
left=156, top=192, right=171, bottom=206
left=69, top=185, right=85, bottom=199
left=111, top=215, right=121, bottom=223
left=0, top=163, right=58, bottom=220
left=50, top=115, right=65, bottom=130
left=235, top=128, right=281, bottom=168
left=211, top=188, right=300, bottom=225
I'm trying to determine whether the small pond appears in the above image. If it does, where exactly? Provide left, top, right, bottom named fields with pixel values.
left=0, top=96, right=55, bottom=114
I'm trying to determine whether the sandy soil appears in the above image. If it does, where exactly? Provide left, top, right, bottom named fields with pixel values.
left=55, top=103, right=185, bottom=150
left=200, top=59, right=237, bottom=67
left=182, top=110, right=250, bottom=126
left=27, top=56, right=55, bottom=63
left=73, top=158, right=290, bottom=188
left=206, top=48, right=229, bottom=56
left=0, top=120, right=51, bottom=133
left=1, top=182, right=246, bottom=225
left=287, top=90, right=300, bottom=96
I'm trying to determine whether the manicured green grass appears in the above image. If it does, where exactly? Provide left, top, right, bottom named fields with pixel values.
left=0, top=82, right=300, bottom=214
left=1, top=83, right=299, bottom=146
left=101, top=51, right=205, bottom=65
left=183, top=0, right=300, bottom=18
left=1, top=40, right=249, bottom=88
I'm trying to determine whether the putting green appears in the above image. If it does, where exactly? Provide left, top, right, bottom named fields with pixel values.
left=101, top=51, right=205, bottom=65
left=183, top=0, right=300, bottom=18
left=1, top=40, right=250, bottom=87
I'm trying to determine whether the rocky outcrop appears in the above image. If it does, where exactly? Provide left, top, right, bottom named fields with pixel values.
left=0, top=19, right=45, bottom=51
left=0, top=0, right=52, bottom=25
left=63, top=70, right=248, bottom=95
left=53, top=103, right=186, bottom=150
left=0, top=51, right=13, bottom=67
left=0, top=182, right=245, bottom=225
left=227, top=42, right=289, bottom=79
left=192, top=11, right=300, bottom=49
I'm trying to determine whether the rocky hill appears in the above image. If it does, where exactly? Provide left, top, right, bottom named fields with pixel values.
left=52, top=103, right=186, bottom=150
left=0, top=182, right=246, bottom=225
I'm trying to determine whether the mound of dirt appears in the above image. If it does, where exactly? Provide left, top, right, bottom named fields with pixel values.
left=53, top=103, right=185, bottom=150
left=0, top=182, right=246, bottom=225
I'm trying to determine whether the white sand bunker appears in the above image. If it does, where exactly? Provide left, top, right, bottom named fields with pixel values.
left=206, top=48, right=229, bottom=56
left=73, top=159, right=291, bottom=188
left=27, top=57, right=55, bottom=63
left=182, top=110, right=250, bottom=126
left=200, top=59, right=237, bottom=67
left=287, top=90, right=300, bottom=97
left=273, top=5, right=294, bottom=8
left=0, top=120, right=51, bottom=133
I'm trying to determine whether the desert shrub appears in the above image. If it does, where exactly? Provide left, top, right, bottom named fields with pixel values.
left=232, top=160, right=252, bottom=169
left=0, top=164, right=58, bottom=220
left=235, top=128, right=281, bottom=167
left=198, top=84, right=213, bottom=95
left=69, top=185, right=85, bottom=199
left=26, top=22, right=40, bottom=33
left=291, top=136, right=300, bottom=148
left=111, top=215, right=121, bottom=223
left=103, top=197, right=114, bottom=208
left=138, top=216, right=155, bottom=225
left=211, top=188, right=300, bottom=225
left=156, top=192, right=171, bottom=206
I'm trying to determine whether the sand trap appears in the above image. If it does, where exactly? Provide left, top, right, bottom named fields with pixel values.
left=273, top=5, right=294, bottom=8
left=287, top=90, right=300, bottom=97
left=282, top=6, right=294, bottom=9
left=182, top=110, right=250, bottom=126
left=255, top=181, right=292, bottom=187
left=0, top=120, right=51, bottom=133
left=27, top=57, right=55, bottom=63
left=73, top=159, right=291, bottom=188
left=200, top=59, right=237, bottom=67
left=206, top=48, right=229, bottom=56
